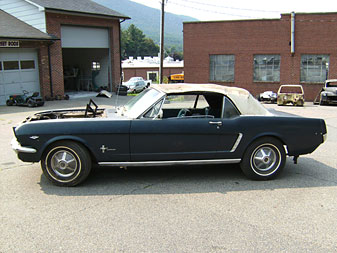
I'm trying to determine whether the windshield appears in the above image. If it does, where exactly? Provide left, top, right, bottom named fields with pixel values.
left=129, top=77, right=141, bottom=82
left=279, top=86, right=303, bottom=94
left=327, top=82, right=337, bottom=87
left=121, top=88, right=164, bottom=118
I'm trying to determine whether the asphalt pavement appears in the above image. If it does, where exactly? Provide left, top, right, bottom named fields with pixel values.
left=1, top=97, right=337, bottom=252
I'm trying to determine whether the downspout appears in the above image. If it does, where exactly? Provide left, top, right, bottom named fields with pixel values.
left=291, top=12, right=295, bottom=55
left=108, top=29, right=112, bottom=92
left=48, top=43, right=53, bottom=97
left=119, top=18, right=126, bottom=84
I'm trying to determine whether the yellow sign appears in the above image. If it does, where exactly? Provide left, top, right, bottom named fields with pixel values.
left=0, top=41, right=20, bottom=47
left=170, top=73, right=184, bottom=81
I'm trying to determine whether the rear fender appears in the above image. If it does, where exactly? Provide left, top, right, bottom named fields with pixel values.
left=242, top=132, right=287, bottom=155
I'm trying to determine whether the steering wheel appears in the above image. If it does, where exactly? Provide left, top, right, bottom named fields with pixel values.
left=177, top=108, right=191, bottom=117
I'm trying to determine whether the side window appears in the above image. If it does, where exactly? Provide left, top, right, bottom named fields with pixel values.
left=162, top=94, right=211, bottom=118
left=223, top=97, right=240, bottom=118
left=163, top=95, right=209, bottom=109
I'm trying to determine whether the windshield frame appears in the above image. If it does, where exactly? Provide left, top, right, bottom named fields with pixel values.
left=120, top=88, right=165, bottom=119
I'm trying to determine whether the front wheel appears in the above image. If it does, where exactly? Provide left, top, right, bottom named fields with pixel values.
left=240, top=137, right=286, bottom=180
left=41, top=141, right=92, bottom=186
left=27, top=99, right=34, bottom=107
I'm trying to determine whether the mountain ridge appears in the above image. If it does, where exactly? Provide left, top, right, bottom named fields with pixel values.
left=93, top=0, right=198, bottom=51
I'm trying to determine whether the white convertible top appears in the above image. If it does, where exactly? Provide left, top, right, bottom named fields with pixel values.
left=152, top=83, right=272, bottom=116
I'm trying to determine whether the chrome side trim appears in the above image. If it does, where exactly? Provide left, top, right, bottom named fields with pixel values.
left=11, top=138, right=37, bottom=154
left=283, top=145, right=289, bottom=155
left=230, top=133, right=243, bottom=152
left=98, top=158, right=241, bottom=167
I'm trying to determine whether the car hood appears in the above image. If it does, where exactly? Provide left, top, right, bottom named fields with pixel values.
left=323, top=87, right=337, bottom=93
left=22, top=107, right=129, bottom=123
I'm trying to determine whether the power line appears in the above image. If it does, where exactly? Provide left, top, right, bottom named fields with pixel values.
left=169, top=0, right=282, bottom=14
left=167, top=1, right=261, bottom=19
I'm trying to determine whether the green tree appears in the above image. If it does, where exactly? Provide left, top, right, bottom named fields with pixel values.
left=165, top=46, right=183, bottom=61
left=121, top=24, right=159, bottom=59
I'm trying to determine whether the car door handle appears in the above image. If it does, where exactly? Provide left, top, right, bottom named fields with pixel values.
left=209, top=121, right=222, bottom=126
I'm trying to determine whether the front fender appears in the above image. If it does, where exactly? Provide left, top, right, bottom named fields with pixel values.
left=37, top=135, right=96, bottom=162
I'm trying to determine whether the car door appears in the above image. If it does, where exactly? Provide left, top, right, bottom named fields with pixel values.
left=130, top=94, right=239, bottom=161
left=130, top=117, right=225, bottom=161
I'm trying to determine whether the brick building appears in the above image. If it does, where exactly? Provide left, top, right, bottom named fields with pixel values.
left=0, top=0, right=128, bottom=105
left=183, top=12, right=337, bottom=101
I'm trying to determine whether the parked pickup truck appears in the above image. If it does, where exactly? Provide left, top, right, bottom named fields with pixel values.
left=123, top=77, right=152, bottom=93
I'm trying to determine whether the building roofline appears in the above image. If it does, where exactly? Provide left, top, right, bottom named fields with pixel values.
left=0, top=36, right=57, bottom=41
left=281, top=11, right=337, bottom=16
left=45, top=8, right=130, bottom=20
left=23, top=0, right=45, bottom=11
left=184, top=18, right=280, bottom=24
left=184, top=11, right=337, bottom=25
left=24, top=0, right=130, bottom=20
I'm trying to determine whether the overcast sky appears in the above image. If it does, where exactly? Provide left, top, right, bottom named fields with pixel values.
left=130, top=0, right=337, bottom=21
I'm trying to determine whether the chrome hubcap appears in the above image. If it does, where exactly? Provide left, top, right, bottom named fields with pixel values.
left=51, top=150, right=77, bottom=178
left=253, top=146, right=277, bottom=171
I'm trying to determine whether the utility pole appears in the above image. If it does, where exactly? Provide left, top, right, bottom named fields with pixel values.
left=159, top=0, right=166, bottom=84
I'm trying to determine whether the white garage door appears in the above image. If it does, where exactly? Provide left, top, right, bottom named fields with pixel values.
left=61, top=26, right=109, bottom=48
left=0, top=48, right=40, bottom=105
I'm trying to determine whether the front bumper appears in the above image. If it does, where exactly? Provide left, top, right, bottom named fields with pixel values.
left=11, top=138, right=37, bottom=154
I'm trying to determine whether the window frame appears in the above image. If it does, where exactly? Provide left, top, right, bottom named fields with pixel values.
left=209, top=54, right=235, bottom=82
left=20, top=60, right=35, bottom=70
left=147, top=71, right=158, bottom=82
left=300, top=54, right=330, bottom=83
left=253, top=54, right=280, bottom=83
left=3, top=60, right=20, bottom=71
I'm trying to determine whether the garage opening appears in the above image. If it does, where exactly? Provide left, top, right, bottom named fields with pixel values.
left=61, top=25, right=111, bottom=93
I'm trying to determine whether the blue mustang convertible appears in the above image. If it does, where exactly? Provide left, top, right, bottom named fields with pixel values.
left=11, top=84, right=327, bottom=186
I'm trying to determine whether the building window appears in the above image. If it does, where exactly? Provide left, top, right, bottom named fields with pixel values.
left=253, top=55, right=280, bottom=82
left=92, top=61, right=101, bottom=70
left=0, top=62, right=2, bottom=71
left=209, top=55, right=235, bottom=82
left=301, top=55, right=329, bottom=83
left=147, top=71, right=158, bottom=82
left=20, top=60, right=35, bottom=70
left=3, top=61, right=19, bottom=70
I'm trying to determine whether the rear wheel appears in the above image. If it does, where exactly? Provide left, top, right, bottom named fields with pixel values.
left=240, top=137, right=286, bottom=180
left=41, top=141, right=92, bottom=186
left=6, top=100, right=14, bottom=106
